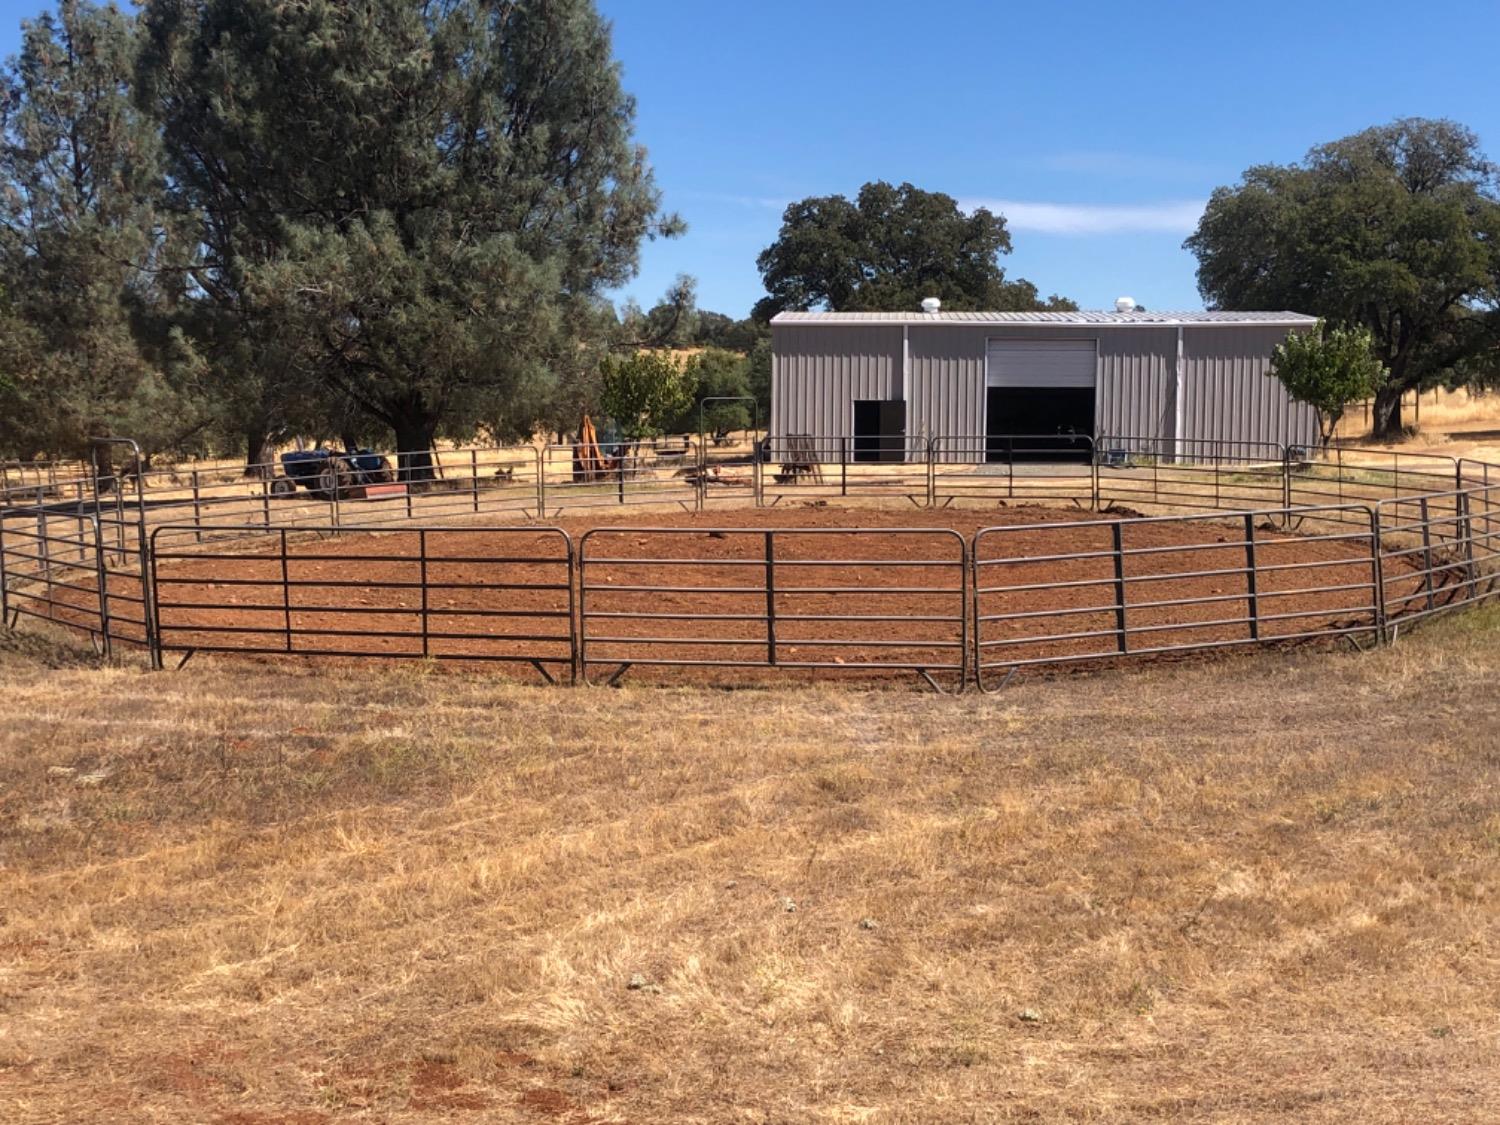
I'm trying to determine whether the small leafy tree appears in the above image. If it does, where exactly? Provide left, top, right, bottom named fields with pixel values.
left=600, top=351, right=695, bottom=442
left=679, top=349, right=754, bottom=437
left=1270, top=321, right=1388, bottom=447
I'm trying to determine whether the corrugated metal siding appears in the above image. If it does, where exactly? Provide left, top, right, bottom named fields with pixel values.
left=772, top=321, right=1315, bottom=458
left=771, top=323, right=901, bottom=438
left=1095, top=327, right=1176, bottom=446
left=1182, top=326, right=1318, bottom=453
left=907, top=325, right=984, bottom=453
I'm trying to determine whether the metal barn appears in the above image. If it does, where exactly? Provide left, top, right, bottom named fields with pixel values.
left=769, top=309, right=1319, bottom=461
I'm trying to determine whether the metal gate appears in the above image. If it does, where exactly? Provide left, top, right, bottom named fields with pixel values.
left=578, top=526, right=968, bottom=690
left=150, top=525, right=576, bottom=681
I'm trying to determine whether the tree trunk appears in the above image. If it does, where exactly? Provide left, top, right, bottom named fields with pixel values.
left=1371, top=385, right=1405, bottom=440
left=392, top=417, right=438, bottom=483
left=244, top=428, right=273, bottom=479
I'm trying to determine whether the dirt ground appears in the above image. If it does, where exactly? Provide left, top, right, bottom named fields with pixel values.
left=83, top=504, right=1439, bottom=688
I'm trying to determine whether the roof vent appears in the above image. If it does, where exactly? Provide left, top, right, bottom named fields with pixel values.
left=1114, top=296, right=1137, bottom=313
left=920, top=296, right=942, bottom=314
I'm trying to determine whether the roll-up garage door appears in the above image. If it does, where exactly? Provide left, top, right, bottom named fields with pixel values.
left=985, top=339, right=1097, bottom=387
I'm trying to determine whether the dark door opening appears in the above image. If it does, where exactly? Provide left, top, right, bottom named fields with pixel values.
left=853, top=399, right=906, bottom=462
left=985, top=386, right=1094, bottom=463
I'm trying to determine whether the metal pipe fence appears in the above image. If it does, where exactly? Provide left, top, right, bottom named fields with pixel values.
left=5, top=437, right=1500, bottom=688
left=149, top=524, right=576, bottom=681
left=577, top=526, right=969, bottom=691
left=972, top=502, right=1384, bottom=691
left=757, top=435, right=934, bottom=507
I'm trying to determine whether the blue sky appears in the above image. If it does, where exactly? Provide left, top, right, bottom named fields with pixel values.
left=2, top=1, right=1495, bottom=316
left=595, top=0, right=1500, bottom=315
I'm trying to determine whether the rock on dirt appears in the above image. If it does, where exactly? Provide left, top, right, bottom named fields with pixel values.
left=858, top=917, right=879, bottom=931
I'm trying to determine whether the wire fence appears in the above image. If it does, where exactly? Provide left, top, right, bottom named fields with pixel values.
left=4, top=434, right=1500, bottom=688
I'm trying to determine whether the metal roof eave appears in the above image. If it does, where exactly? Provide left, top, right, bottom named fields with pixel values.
left=768, top=311, right=1318, bottom=329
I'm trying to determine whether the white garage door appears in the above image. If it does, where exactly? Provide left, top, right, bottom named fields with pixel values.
left=985, top=339, right=1098, bottom=388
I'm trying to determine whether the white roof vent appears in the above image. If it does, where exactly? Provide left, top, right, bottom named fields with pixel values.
left=920, top=296, right=942, bottom=314
left=1114, top=296, right=1137, bottom=313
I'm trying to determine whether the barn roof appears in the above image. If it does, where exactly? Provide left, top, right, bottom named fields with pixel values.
left=769, top=310, right=1316, bottom=328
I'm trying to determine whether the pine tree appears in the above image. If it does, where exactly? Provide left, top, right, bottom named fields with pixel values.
left=0, top=0, right=204, bottom=461
left=138, top=0, right=679, bottom=477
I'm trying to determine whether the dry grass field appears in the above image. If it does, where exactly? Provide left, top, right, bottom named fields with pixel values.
left=2, top=613, right=1499, bottom=1123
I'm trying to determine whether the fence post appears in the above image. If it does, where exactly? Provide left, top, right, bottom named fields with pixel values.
left=94, top=516, right=113, bottom=661
left=537, top=446, right=547, bottom=519
left=1459, top=490, right=1478, bottom=600
left=1419, top=495, right=1435, bottom=613
left=841, top=437, right=848, bottom=497
left=1369, top=507, right=1387, bottom=644
left=1282, top=445, right=1292, bottom=523
left=618, top=446, right=626, bottom=505
left=926, top=438, right=936, bottom=508
left=191, top=470, right=203, bottom=543
left=1091, top=444, right=1101, bottom=511
left=419, top=529, right=430, bottom=659
left=35, top=496, right=50, bottom=588
left=764, top=531, right=777, bottom=666
left=280, top=528, right=292, bottom=654
left=471, top=448, right=480, bottom=514
left=0, top=508, right=9, bottom=628
left=1111, top=521, right=1128, bottom=654
left=1243, top=512, right=1260, bottom=641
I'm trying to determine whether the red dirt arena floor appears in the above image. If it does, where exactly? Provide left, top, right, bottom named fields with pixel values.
left=31, top=503, right=1455, bottom=688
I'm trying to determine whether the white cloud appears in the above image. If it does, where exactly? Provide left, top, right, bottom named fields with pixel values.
left=677, top=190, right=787, bottom=211
left=961, top=197, right=1206, bottom=236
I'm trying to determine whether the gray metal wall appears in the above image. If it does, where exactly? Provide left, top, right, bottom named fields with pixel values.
left=1181, top=325, right=1317, bottom=453
left=770, top=322, right=902, bottom=438
left=771, top=321, right=1316, bottom=456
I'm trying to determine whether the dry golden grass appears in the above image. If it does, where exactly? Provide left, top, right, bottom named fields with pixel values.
left=2, top=614, right=1499, bottom=1123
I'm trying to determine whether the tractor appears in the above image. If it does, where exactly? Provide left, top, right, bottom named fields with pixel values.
left=269, top=448, right=396, bottom=501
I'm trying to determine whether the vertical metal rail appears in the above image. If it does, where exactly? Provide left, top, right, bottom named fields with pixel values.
left=1243, top=512, right=1260, bottom=641
left=471, top=449, right=480, bottom=514
left=840, top=437, right=848, bottom=498
left=0, top=509, right=9, bottom=627
left=191, top=471, right=203, bottom=543
left=1459, top=490, right=1479, bottom=598
left=419, top=529, right=430, bottom=659
left=1367, top=506, right=1387, bottom=644
left=93, top=515, right=113, bottom=659
left=764, top=531, right=777, bottom=666
left=1419, top=496, right=1435, bottom=613
left=564, top=533, right=579, bottom=684
left=537, top=444, right=548, bottom=518
left=1111, top=521, right=1128, bottom=654
left=280, top=528, right=292, bottom=654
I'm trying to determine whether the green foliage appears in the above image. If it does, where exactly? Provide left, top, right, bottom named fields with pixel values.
left=1271, top=321, right=1388, bottom=446
left=677, top=349, right=755, bottom=435
left=0, top=0, right=207, bottom=460
left=1187, top=118, right=1500, bottom=437
left=754, top=181, right=1075, bottom=318
left=600, top=351, right=694, bottom=441
left=138, top=0, right=676, bottom=472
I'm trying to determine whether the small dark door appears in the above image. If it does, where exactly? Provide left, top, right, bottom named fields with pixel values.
left=852, top=400, right=906, bottom=463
